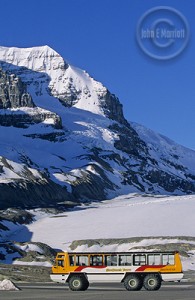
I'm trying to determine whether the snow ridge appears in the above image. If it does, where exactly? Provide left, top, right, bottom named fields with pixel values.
left=0, top=45, right=107, bottom=116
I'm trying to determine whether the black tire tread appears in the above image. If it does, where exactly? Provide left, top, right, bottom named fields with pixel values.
left=143, top=274, right=161, bottom=291
left=124, top=274, right=143, bottom=291
left=68, top=275, right=89, bottom=291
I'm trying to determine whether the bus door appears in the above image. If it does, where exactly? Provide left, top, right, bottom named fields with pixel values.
left=53, top=254, right=66, bottom=273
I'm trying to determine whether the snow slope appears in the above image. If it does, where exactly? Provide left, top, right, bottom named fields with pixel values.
left=131, top=122, right=195, bottom=174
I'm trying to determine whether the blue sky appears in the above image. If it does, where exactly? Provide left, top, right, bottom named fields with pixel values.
left=0, top=0, right=194, bottom=149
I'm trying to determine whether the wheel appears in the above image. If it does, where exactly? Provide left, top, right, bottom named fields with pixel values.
left=143, top=274, right=161, bottom=291
left=124, top=274, right=143, bottom=291
left=68, top=275, right=89, bottom=291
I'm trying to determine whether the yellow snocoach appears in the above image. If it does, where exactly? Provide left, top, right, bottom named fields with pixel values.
left=50, top=250, right=183, bottom=291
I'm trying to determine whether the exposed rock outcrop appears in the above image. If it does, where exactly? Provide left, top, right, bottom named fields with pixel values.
left=0, top=68, right=34, bottom=109
left=0, top=108, right=62, bottom=129
left=0, top=178, right=72, bottom=209
left=99, top=89, right=128, bottom=126
left=0, top=68, right=62, bottom=129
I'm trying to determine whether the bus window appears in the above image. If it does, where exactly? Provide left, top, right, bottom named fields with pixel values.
left=133, top=254, right=146, bottom=266
left=90, top=255, right=103, bottom=266
left=69, top=255, right=74, bottom=266
left=119, top=255, right=132, bottom=266
left=162, top=254, right=175, bottom=265
left=57, top=260, right=64, bottom=267
left=105, top=255, right=117, bottom=266
left=75, top=255, right=88, bottom=266
left=148, top=254, right=161, bottom=265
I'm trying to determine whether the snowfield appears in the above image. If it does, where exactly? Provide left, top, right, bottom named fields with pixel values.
left=5, top=194, right=195, bottom=270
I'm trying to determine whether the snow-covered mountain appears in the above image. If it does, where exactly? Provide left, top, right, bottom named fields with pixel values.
left=0, top=45, right=195, bottom=208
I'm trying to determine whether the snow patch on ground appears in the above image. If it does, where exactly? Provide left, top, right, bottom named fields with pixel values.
left=12, top=260, right=52, bottom=267
left=0, top=279, right=20, bottom=291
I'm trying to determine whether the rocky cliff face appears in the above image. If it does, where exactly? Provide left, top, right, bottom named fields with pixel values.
left=0, top=68, right=34, bottom=109
left=0, top=68, right=62, bottom=129
left=0, top=45, right=194, bottom=209
left=0, top=108, right=62, bottom=129
left=0, top=155, right=71, bottom=208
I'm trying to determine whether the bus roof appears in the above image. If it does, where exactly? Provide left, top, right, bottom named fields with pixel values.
left=57, top=251, right=179, bottom=255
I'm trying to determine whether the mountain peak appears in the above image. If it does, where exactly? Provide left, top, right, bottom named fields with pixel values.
left=0, top=45, right=127, bottom=123
left=0, top=44, right=67, bottom=73
left=0, top=44, right=60, bottom=56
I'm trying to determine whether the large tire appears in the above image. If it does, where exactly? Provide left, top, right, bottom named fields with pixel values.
left=124, top=274, right=143, bottom=291
left=143, top=274, right=161, bottom=291
left=68, top=275, right=89, bottom=291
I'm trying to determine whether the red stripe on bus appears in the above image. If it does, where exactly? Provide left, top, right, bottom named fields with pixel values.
left=75, top=266, right=106, bottom=272
left=136, top=265, right=165, bottom=272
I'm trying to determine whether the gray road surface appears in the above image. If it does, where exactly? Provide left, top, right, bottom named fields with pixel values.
left=0, top=282, right=194, bottom=300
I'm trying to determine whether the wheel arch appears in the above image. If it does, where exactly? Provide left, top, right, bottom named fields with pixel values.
left=66, top=272, right=88, bottom=283
left=121, top=272, right=162, bottom=282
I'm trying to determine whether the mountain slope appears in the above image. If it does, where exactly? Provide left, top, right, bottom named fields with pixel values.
left=0, top=45, right=194, bottom=208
